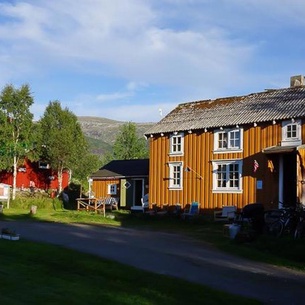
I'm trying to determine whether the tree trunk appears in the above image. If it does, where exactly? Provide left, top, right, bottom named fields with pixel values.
left=12, top=155, right=17, bottom=200
left=57, top=165, right=63, bottom=193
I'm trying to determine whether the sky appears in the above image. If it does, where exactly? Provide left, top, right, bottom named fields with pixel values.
left=0, top=0, right=305, bottom=123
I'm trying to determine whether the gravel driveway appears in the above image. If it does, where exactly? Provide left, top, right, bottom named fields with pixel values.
left=1, top=220, right=305, bottom=305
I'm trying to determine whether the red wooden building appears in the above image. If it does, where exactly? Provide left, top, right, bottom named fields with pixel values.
left=0, top=159, right=70, bottom=191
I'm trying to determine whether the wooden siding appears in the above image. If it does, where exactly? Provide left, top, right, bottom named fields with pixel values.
left=148, top=121, right=303, bottom=211
left=297, top=147, right=305, bottom=205
left=92, top=179, right=120, bottom=199
left=0, top=159, right=69, bottom=190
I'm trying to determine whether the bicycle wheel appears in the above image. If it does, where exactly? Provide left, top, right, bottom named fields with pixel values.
left=294, top=222, right=305, bottom=240
left=269, top=221, right=284, bottom=238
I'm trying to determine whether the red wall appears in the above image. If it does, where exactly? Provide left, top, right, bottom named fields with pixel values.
left=0, top=159, right=69, bottom=190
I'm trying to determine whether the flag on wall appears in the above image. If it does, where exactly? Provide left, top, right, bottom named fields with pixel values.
left=253, top=160, right=259, bottom=173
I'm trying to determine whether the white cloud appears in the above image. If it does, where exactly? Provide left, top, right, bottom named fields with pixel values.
left=0, top=0, right=304, bottom=122
left=0, top=0, right=253, bottom=86
left=97, top=92, right=132, bottom=102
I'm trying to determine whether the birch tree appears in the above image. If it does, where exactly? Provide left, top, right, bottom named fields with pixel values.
left=0, top=84, right=34, bottom=199
left=38, top=101, right=89, bottom=193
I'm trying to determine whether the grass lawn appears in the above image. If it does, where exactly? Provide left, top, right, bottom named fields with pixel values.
left=0, top=238, right=260, bottom=305
left=0, top=199, right=305, bottom=304
left=2, top=204, right=305, bottom=271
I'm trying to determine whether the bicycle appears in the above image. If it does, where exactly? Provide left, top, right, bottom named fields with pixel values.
left=294, top=204, right=305, bottom=239
left=265, top=204, right=299, bottom=238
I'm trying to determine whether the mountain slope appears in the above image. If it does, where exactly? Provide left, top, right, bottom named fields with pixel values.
left=78, top=116, right=155, bottom=155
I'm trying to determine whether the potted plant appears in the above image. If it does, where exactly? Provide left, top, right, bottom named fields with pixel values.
left=1, top=228, right=20, bottom=241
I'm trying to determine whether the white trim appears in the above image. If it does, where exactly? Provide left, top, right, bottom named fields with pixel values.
left=107, top=184, right=117, bottom=195
left=281, top=119, right=302, bottom=146
left=212, top=160, right=243, bottom=193
left=168, top=161, right=183, bottom=190
left=213, top=128, right=243, bottom=153
left=169, top=133, right=184, bottom=156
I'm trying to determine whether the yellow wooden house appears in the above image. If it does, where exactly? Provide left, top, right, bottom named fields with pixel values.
left=90, top=159, right=149, bottom=209
left=145, top=75, right=305, bottom=211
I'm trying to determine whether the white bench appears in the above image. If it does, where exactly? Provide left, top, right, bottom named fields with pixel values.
left=214, top=206, right=237, bottom=221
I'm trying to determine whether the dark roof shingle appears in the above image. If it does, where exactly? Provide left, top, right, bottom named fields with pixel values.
left=145, top=87, right=305, bottom=135
left=91, top=159, right=149, bottom=178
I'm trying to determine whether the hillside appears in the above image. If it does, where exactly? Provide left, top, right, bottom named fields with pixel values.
left=78, top=116, right=155, bottom=156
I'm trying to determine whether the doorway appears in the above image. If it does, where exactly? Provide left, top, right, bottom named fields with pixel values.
left=281, top=153, right=297, bottom=206
left=133, top=179, right=144, bottom=207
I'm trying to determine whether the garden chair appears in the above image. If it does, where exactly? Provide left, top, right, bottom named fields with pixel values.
left=181, top=202, right=200, bottom=219
left=214, top=205, right=237, bottom=221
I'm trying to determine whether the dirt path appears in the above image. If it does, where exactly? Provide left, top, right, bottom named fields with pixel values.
left=1, top=220, right=305, bottom=304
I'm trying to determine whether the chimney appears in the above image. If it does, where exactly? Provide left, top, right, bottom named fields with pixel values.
left=290, top=75, right=304, bottom=87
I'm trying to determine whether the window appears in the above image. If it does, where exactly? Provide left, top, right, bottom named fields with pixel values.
left=107, top=184, right=117, bottom=195
left=38, top=161, right=50, bottom=169
left=169, top=133, right=184, bottom=155
left=282, top=119, right=301, bottom=146
left=214, top=128, right=242, bottom=152
left=168, top=162, right=183, bottom=189
left=287, top=124, right=297, bottom=138
left=212, top=160, right=242, bottom=193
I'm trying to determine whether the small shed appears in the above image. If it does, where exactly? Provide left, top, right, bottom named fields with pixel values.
left=90, top=159, right=149, bottom=209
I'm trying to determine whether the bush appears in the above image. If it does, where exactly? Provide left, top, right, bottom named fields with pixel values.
left=10, top=193, right=62, bottom=210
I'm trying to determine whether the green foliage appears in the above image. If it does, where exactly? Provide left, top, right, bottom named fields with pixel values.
left=71, top=153, right=101, bottom=189
left=0, top=84, right=34, bottom=169
left=113, top=122, right=149, bottom=160
left=37, top=101, right=94, bottom=190
left=10, top=192, right=61, bottom=210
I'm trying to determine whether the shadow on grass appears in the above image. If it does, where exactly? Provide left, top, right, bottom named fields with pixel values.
left=2, top=207, right=305, bottom=271
left=0, top=211, right=35, bottom=222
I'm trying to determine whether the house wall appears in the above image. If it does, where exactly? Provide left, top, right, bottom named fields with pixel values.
left=92, top=178, right=120, bottom=199
left=148, top=121, right=304, bottom=211
left=92, top=177, right=149, bottom=208
left=0, top=159, right=69, bottom=190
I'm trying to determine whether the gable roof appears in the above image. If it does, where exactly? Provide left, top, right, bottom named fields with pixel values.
left=90, top=159, right=149, bottom=179
left=145, top=86, right=305, bottom=135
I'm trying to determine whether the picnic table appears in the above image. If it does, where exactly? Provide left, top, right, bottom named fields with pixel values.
left=76, top=197, right=119, bottom=217
left=76, top=197, right=106, bottom=217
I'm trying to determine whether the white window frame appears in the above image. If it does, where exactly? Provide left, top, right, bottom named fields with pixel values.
left=168, top=162, right=183, bottom=190
left=169, top=133, right=184, bottom=156
left=212, top=160, right=242, bottom=193
left=281, top=119, right=302, bottom=146
left=213, top=128, right=243, bottom=153
left=107, top=184, right=117, bottom=195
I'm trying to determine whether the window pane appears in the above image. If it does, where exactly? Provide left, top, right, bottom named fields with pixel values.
left=229, top=164, right=239, bottom=188
left=229, top=130, right=240, bottom=148
left=217, top=164, right=226, bottom=187
left=169, top=163, right=182, bottom=188
left=213, top=161, right=241, bottom=191
left=287, top=124, right=297, bottom=138
left=171, top=135, right=182, bottom=153
left=218, top=132, right=227, bottom=149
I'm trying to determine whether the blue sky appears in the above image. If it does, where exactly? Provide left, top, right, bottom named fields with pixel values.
left=0, top=0, right=304, bottom=122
